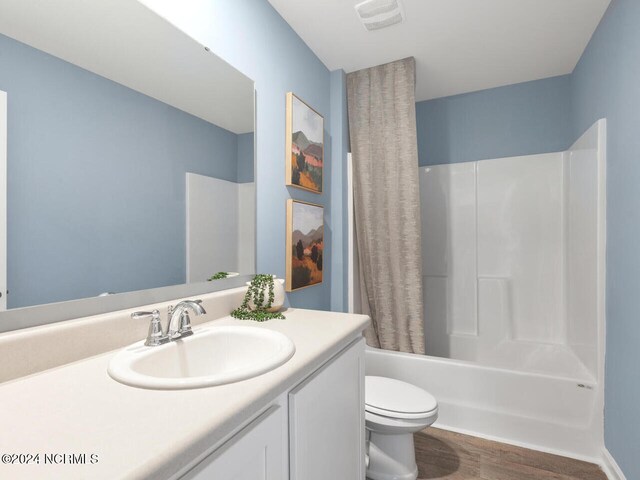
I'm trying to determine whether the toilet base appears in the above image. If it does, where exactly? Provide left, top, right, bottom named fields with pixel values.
left=366, top=430, right=418, bottom=480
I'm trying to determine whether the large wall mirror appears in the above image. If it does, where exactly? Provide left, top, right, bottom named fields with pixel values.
left=0, top=0, right=255, bottom=330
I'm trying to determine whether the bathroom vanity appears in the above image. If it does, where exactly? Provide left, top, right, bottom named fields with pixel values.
left=0, top=286, right=369, bottom=480
left=183, top=336, right=364, bottom=480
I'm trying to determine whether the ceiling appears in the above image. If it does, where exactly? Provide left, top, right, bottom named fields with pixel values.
left=268, top=0, right=611, bottom=101
left=0, top=0, right=254, bottom=133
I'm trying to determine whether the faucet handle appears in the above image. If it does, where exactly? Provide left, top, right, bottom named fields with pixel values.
left=132, top=309, right=169, bottom=347
left=131, top=310, right=157, bottom=321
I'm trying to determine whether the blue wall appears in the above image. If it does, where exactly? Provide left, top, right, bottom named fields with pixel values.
left=571, top=0, right=640, bottom=477
left=0, top=33, right=243, bottom=308
left=416, top=75, right=572, bottom=166
left=149, top=0, right=340, bottom=310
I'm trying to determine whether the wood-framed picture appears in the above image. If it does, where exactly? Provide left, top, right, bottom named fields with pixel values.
left=285, top=92, right=324, bottom=193
left=286, top=199, right=324, bottom=291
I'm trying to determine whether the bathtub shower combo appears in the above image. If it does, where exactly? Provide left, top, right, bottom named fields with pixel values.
left=362, top=119, right=607, bottom=463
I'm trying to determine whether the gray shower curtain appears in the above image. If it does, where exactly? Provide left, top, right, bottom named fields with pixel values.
left=346, top=57, right=425, bottom=354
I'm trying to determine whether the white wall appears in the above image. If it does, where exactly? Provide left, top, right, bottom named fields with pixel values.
left=421, top=162, right=477, bottom=360
left=564, top=121, right=605, bottom=380
left=478, top=153, right=566, bottom=343
left=237, top=182, right=256, bottom=276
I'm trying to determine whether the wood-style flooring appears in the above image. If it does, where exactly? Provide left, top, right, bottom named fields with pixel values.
left=415, top=428, right=607, bottom=480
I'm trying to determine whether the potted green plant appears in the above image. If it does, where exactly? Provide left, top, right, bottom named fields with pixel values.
left=231, top=274, right=285, bottom=322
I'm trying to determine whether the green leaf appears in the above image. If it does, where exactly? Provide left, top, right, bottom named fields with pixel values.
left=231, top=274, right=285, bottom=322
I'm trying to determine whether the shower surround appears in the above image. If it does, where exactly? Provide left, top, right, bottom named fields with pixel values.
left=421, top=121, right=605, bottom=383
left=366, top=119, right=606, bottom=464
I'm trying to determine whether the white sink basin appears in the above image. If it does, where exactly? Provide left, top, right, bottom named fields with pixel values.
left=108, top=326, right=296, bottom=390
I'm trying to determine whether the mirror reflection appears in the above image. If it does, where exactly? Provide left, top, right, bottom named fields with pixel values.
left=0, top=0, right=255, bottom=310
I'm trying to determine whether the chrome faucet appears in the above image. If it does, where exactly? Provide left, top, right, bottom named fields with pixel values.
left=167, top=299, right=206, bottom=340
left=132, top=299, right=206, bottom=346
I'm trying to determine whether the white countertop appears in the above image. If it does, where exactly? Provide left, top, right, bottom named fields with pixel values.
left=0, top=308, right=369, bottom=480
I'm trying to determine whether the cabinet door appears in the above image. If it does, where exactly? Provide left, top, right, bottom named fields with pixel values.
left=289, top=338, right=365, bottom=480
left=181, top=405, right=285, bottom=480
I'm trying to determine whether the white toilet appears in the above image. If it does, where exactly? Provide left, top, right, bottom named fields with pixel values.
left=365, top=376, right=438, bottom=480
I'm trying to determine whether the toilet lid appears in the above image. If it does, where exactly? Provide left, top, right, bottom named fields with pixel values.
left=365, top=376, right=437, bottom=419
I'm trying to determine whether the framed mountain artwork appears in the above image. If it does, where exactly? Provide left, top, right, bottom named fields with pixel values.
left=286, top=199, right=324, bottom=291
left=285, top=92, right=324, bottom=193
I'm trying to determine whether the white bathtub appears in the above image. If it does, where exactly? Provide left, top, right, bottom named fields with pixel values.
left=347, top=121, right=608, bottom=467
left=366, top=346, right=603, bottom=463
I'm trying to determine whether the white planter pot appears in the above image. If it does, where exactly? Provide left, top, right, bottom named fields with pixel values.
left=245, top=277, right=285, bottom=313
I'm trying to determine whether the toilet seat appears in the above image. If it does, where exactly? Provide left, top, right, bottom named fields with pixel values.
left=367, top=403, right=438, bottom=420
left=365, top=376, right=438, bottom=420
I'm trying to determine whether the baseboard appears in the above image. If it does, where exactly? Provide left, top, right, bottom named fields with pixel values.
left=600, top=448, right=627, bottom=480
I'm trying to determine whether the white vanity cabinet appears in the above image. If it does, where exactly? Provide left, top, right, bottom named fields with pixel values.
left=180, top=404, right=287, bottom=480
left=180, top=337, right=365, bottom=480
left=289, top=337, right=365, bottom=480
